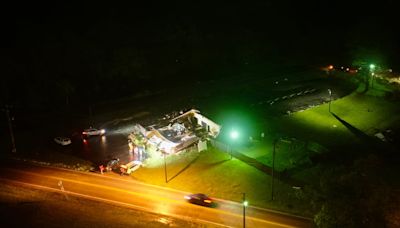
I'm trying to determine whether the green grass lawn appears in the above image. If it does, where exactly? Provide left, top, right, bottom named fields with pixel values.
left=130, top=83, right=400, bottom=217
left=274, top=89, right=400, bottom=149
left=131, top=148, right=315, bottom=216
left=236, top=137, right=310, bottom=172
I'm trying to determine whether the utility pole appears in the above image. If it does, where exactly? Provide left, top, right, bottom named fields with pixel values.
left=371, top=72, right=375, bottom=89
left=328, top=89, right=332, bottom=113
left=4, top=105, right=16, bottom=153
left=163, top=152, right=168, bottom=183
left=243, top=193, right=247, bottom=228
left=271, top=139, right=277, bottom=201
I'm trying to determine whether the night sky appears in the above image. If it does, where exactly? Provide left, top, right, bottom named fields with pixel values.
left=2, top=1, right=399, bottom=108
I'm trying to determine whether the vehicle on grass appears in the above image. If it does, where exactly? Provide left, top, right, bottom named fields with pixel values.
left=184, top=193, right=214, bottom=207
left=82, top=127, right=106, bottom=137
left=54, top=137, right=72, bottom=146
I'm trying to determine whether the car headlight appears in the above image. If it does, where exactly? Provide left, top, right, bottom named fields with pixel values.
left=101, top=129, right=106, bottom=134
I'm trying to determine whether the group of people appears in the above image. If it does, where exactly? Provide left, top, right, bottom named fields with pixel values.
left=99, top=164, right=127, bottom=175
left=98, top=158, right=125, bottom=175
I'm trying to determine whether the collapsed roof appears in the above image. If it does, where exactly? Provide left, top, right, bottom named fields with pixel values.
left=129, top=109, right=221, bottom=154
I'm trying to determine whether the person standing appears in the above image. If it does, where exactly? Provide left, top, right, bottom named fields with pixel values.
left=99, top=165, right=104, bottom=174
left=120, top=166, right=126, bottom=176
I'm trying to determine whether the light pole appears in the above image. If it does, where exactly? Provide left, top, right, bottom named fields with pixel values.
left=328, top=89, right=332, bottom=112
left=163, top=151, right=168, bottom=183
left=242, top=193, right=248, bottom=228
left=229, top=130, right=239, bottom=160
left=271, top=139, right=277, bottom=201
left=4, top=105, right=16, bottom=153
left=369, top=64, right=376, bottom=89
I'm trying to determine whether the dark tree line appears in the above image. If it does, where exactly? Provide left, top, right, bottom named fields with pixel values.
left=2, top=1, right=399, bottom=110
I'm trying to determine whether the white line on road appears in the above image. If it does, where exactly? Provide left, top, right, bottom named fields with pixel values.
left=0, top=175, right=300, bottom=228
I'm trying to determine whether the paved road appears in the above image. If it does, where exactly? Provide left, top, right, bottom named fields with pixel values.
left=0, top=161, right=312, bottom=228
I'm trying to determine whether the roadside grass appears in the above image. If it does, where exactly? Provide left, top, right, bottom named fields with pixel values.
left=237, top=138, right=311, bottom=172
left=131, top=148, right=315, bottom=217
left=11, top=150, right=93, bottom=172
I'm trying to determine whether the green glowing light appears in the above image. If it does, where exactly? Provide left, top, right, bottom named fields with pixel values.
left=243, top=201, right=248, bottom=207
left=230, top=130, right=239, bottom=140
left=369, top=64, right=375, bottom=70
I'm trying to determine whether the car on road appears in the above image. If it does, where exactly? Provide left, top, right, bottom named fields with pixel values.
left=54, top=137, right=72, bottom=146
left=82, top=127, right=106, bottom=137
left=184, top=193, right=214, bottom=207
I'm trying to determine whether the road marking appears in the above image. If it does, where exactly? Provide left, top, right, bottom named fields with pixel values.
left=0, top=171, right=301, bottom=228
left=10, top=159, right=193, bottom=195
left=0, top=177, right=230, bottom=228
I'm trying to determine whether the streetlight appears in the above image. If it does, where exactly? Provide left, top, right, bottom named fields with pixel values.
left=371, top=72, right=375, bottom=89
left=229, top=129, right=239, bottom=159
left=230, top=130, right=239, bottom=140
left=271, top=138, right=291, bottom=201
left=328, top=89, right=332, bottom=112
left=156, top=142, right=168, bottom=183
left=369, top=64, right=376, bottom=89
left=163, top=151, right=168, bottom=183
left=369, top=64, right=375, bottom=70
left=242, top=193, right=248, bottom=228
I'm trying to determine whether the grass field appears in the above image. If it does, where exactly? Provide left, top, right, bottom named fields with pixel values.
left=131, top=148, right=315, bottom=216
left=273, top=87, right=400, bottom=149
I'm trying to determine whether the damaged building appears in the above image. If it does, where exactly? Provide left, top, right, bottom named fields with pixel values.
left=128, top=109, right=221, bottom=161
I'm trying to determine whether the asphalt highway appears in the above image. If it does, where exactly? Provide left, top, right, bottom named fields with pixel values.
left=0, top=161, right=312, bottom=227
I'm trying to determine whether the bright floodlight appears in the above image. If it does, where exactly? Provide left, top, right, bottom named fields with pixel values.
left=243, top=201, right=248, bottom=207
left=230, top=130, right=239, bottom=140
left=369, top=64, right=375, bottom=70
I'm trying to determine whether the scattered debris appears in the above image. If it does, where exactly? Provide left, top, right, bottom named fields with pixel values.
left=128, top=109, right=221, bottom=158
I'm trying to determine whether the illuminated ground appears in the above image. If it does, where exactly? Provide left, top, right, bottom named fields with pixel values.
left=0, top=182, right=202, bottom=228
left=274, top=85, right=400, bottom=149
left=133, top=148, right=314, bottom=216
left=2, top=69, right=399, bottom=226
